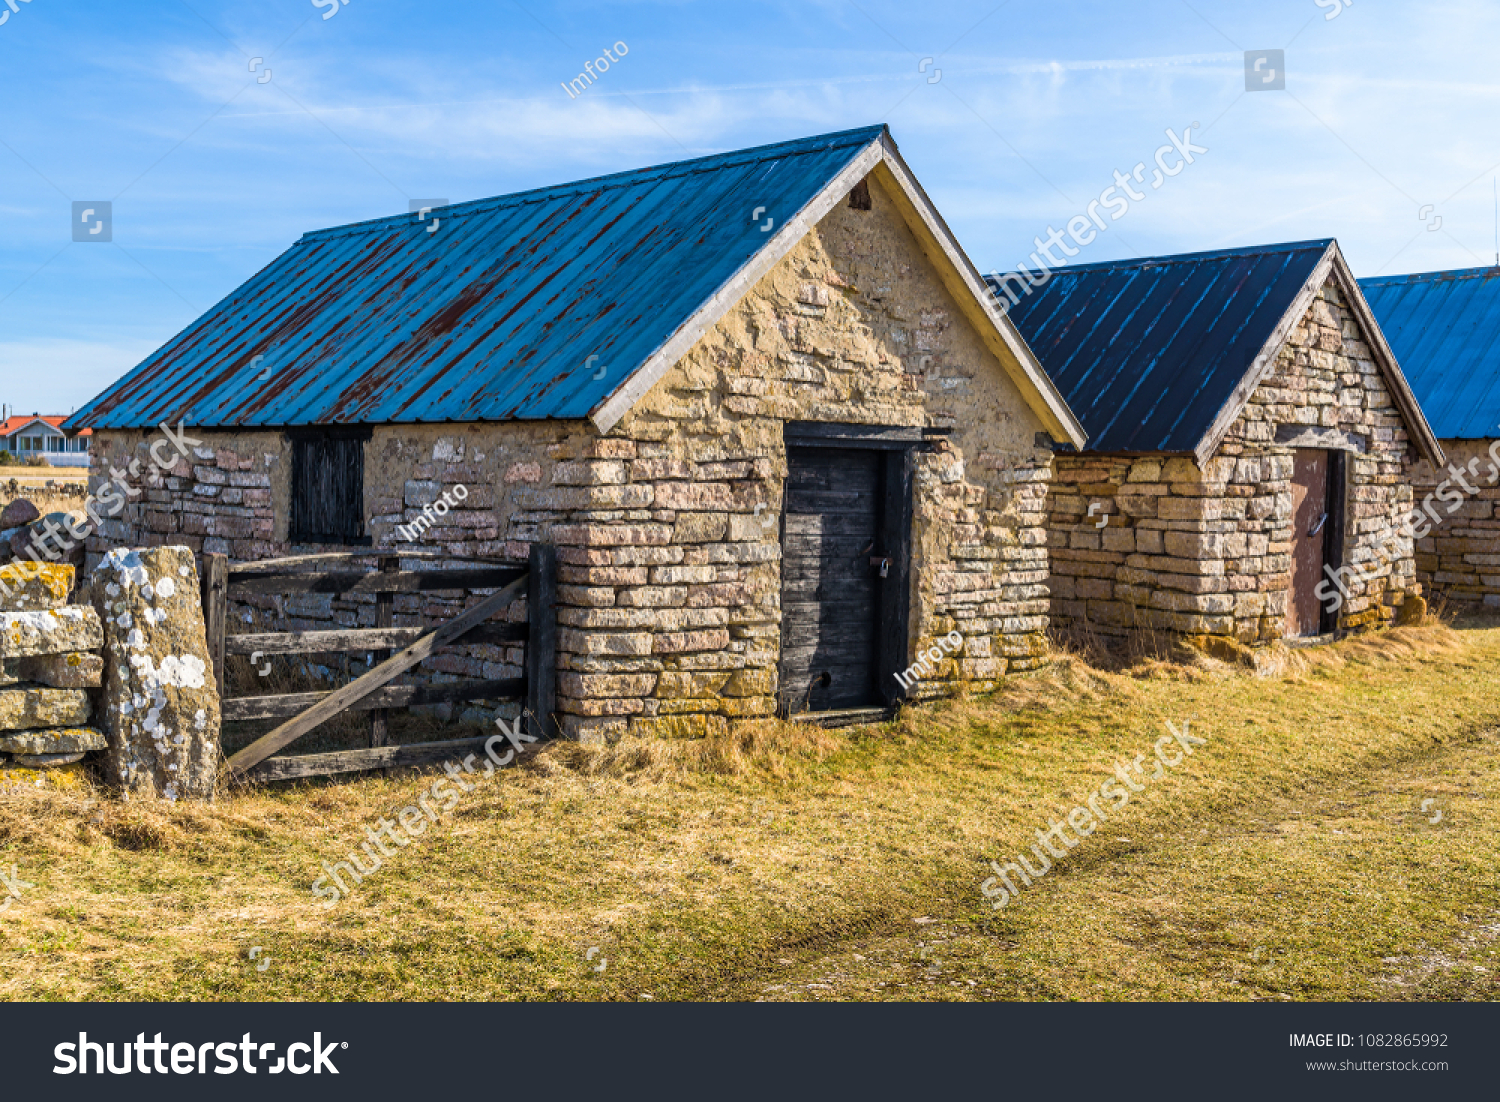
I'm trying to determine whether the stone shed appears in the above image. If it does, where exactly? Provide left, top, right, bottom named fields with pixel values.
left=65, top=125, right=1086, bottom=739
left=994, top=240, right=1444, bottom=645
left=1361, top=266, right=1500, bottom=608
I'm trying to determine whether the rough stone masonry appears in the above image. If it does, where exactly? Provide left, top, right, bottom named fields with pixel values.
left=86, top=171, right=1058, bottom=742
left=0, top=561, right=106, bottom=779
left=1047, top=279, right=1423, bottom=643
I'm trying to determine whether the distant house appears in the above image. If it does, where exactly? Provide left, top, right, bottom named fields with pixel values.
left=1361, top=266, right=1500, bottom=608
left=66, top=125, right=1086, bottom=737
left=994, top=240, right=1443, bottom=646
left=0, top=414, right=91, bottom=467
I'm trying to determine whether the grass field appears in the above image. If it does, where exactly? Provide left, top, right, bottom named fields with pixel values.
left=1, top=471, right=88, bottom=522
left=0, top=616, right=1496, bottom=1002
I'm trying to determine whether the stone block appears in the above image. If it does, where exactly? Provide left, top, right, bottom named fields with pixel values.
left=0, top=562, right=74, bottom=611
left=713, top=695, right=775, bottom=717
left=723, top=667, right=775, bottom=697
left=0, top=726, right=105, bottom=755
left=615, top=586, right=687, bottom=608
left=0, top=758, right=87, bottom=789
left=558, top=607, right=729, bottom=630
left=673, top=513, right=728, bottom=543
left=686, top=581, right=762, bottom=608
left=581, top=437, right=637, bottom=460
left=628, top=714, right=728, bottom=740
left=564, top=696, right=647, bottom=717
left=504, top=462, right=542, bottom=484
left=1164, top=530, right=1225, bottom=558
left=0, top=687, right=91, bottom=731
left=653, top=629, right=731, bottom=653
left=655, top=670, right=731, bottom=698
left=559, top=715, right=628, bottom=744
left=552, top=524, right=673, bottom=547
left=559, top=565, right=648, bottom=586
left=90, top=546, right=220, bottom=801
left=553, top=460, right=627, bottom=486
left=656, top=482, right=735, bottom=511
left=558, top=671, right=658, bottom=697
left=727, top=514, right=778, bottom=541
left=651, top=565, right=717, bottom=585
left=0, top=499, right=40, bottom=529
left=13, top=651, right=102, bottom=688
left=1157, top=496, right=1219, bottom=521
left=1134, top=528, right=1164, bottom=554
left=0, top=606, right=103, bottom=658
left=630, top=457, right=694, bottom=481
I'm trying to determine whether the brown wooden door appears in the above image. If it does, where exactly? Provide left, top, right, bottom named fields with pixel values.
left=1288, top=449, right=1330, bottom=637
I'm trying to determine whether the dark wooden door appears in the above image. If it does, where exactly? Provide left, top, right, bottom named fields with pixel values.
left=779, top=447, right=883, bottom=712
left=1288, top=449, right=1330, bottom=637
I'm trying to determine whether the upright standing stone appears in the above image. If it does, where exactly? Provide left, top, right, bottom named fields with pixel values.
left=90, top=546, right=221, bottom=801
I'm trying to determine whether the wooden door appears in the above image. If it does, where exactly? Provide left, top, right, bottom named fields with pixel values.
left=1288, top=449, right=1330, bottom=637
left=779, top=447, right=883, bottom=713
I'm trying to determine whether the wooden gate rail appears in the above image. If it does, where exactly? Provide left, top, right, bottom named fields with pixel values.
left=224, top=622, right=528, bottom=656
left=200, top=544, right=557, bottom=782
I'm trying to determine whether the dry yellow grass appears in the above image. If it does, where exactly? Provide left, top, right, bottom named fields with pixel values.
left=0, top=616, right=1495, bottom=1001
left=1, top=474, right=88, bottom=524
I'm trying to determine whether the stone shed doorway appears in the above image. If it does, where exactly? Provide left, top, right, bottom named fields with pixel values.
left=1288, top=448, right=1347, bottom=638
left=777, top=423, right=918, bottom=717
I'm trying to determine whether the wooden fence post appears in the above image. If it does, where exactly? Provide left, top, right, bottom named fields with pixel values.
left=369, top=554, right=398, bottom=748
left=526, top=543, right=557, bottom=740
left=201, top=551, right=228, bottom=699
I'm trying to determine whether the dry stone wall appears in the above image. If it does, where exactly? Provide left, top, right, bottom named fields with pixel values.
left=1048, top=278, right=1422, bottom=643
left=0, top=561, right=104, bottom=787
left=85, top=171, right=1057, bottom=741
left=1407, top=439, right=1500, bottom=607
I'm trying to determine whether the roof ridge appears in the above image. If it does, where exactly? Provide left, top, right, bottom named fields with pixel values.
left=1360, top=265, right=1500, bottom=285
left=989, top=238, right=1333, bottom=279
left=298, top=125, right=889, bottom=245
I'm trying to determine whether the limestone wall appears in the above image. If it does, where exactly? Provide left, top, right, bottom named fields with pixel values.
left=1047, top=278, right=1422, bottom=643
left=86, top=170, right=1056, bottom=740
left=0, top=562, right=105, bottom=789
left=1408, top=438, right=1500, bottom=607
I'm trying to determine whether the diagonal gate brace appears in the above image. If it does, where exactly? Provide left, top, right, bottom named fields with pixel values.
left=225, top=574, right=528, bottom=778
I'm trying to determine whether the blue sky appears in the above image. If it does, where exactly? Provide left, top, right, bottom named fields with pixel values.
left=2, top=0, right=1498, bottom=415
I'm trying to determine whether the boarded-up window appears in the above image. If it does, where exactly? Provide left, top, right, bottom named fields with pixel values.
left=289, top=428, right=370, bottom=544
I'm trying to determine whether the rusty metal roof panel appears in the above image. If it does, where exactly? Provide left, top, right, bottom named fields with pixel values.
left=1359, top=266, right=1500, bottom=440
left=993, top=240, right=1332, bottom=453
left=66, top=126, right=889, bottom=430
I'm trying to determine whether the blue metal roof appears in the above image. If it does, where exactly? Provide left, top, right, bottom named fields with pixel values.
left=1359, top=266, right=1500, bottom=439
left=67, top=126, right=889, bottom=430
left=993, top=240, right=1332, bottom=453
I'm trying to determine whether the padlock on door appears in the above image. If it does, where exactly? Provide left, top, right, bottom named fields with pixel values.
left=870, top=556, right=890, bottom=578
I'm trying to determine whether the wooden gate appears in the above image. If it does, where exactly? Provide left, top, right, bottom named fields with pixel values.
left=199, top=544, right=557, bottom=782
